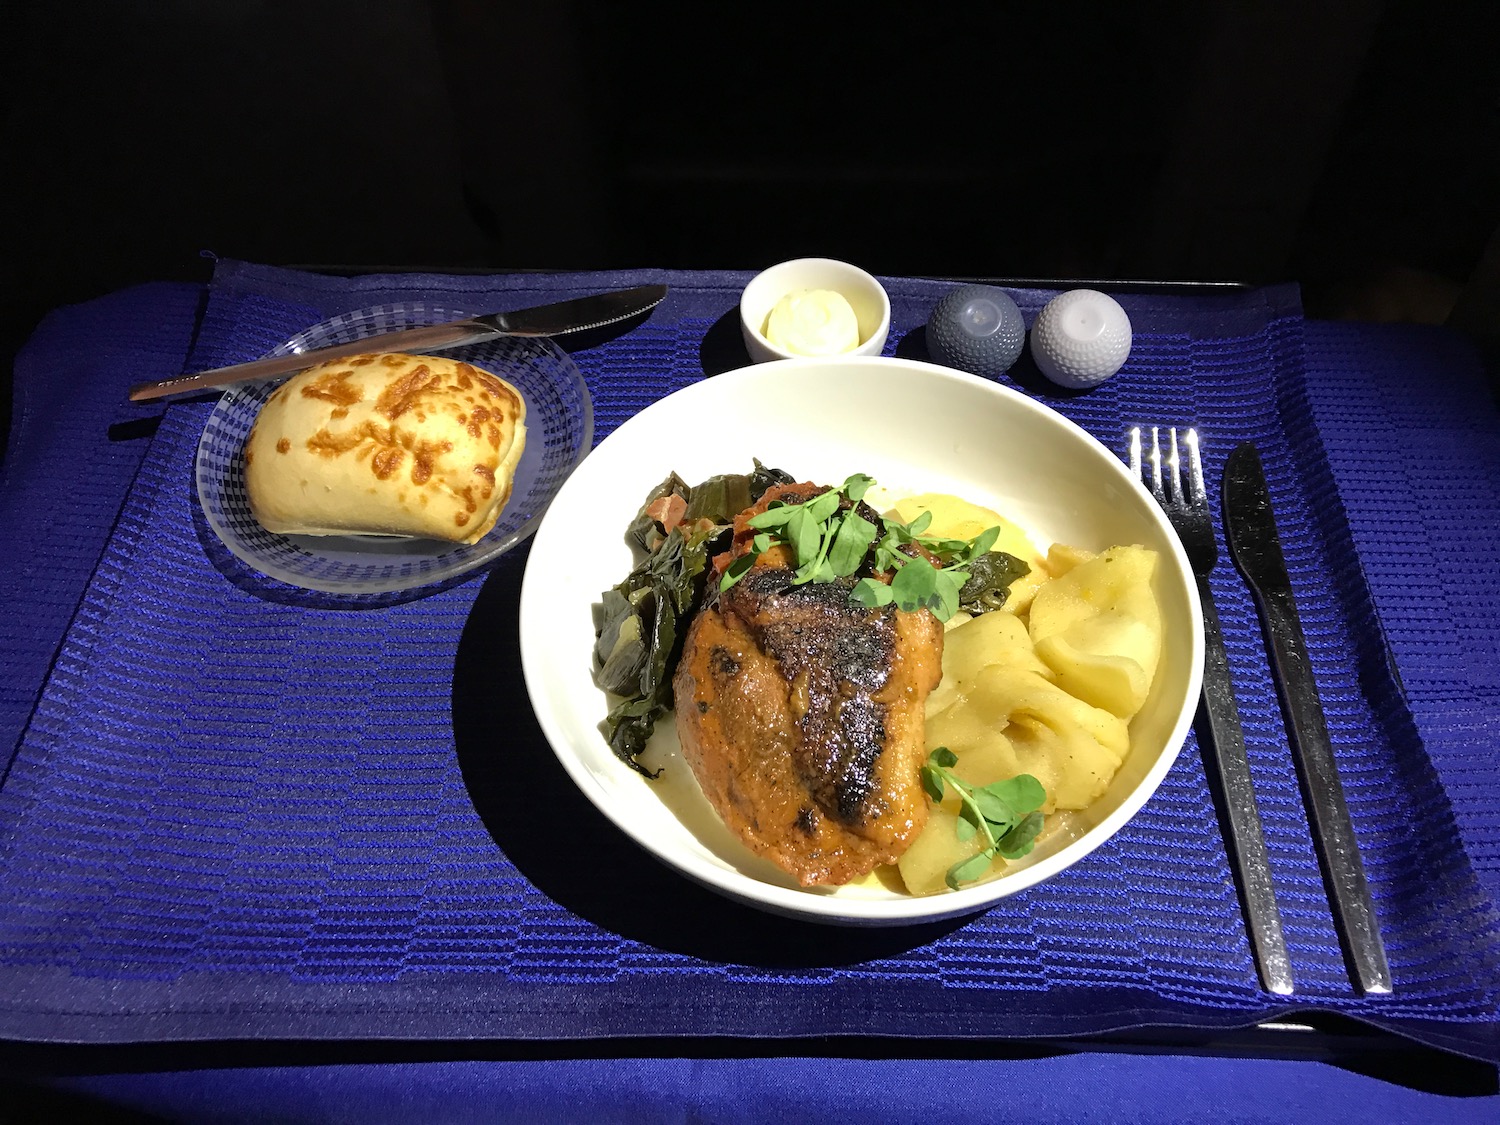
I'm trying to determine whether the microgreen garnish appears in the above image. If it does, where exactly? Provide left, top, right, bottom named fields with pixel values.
left=720, top=475, right=1022, bottom=624
left=921, top=747, right=1046, bottom=889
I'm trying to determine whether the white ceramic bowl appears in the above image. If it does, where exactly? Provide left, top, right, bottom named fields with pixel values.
left=519, top=357, right=1203, bottom=925
left=739, top=258, right=891, bottom=362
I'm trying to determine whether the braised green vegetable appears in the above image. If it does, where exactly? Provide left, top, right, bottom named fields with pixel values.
left=593, top=461, right=792, bottom=776
left=957, top=549, right=1033, bottom=615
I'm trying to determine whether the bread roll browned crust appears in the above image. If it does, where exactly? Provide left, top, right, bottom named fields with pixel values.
left=243, top=352, right=527, bottom=544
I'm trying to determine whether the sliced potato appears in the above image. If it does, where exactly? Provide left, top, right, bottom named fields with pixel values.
left=898, top=805, right=978, bottom=895
left=926, top=664, right=1129, bottom=812
left=1028, top=545, right=1158, bottom=647
left=895, top=739, right=1020, bottom=894
left=1034, top=615, right=1155, bottom=720
left=907, top=529, right=1165, bottom=893
left=895, top=807, right=1015, bottom=896
left=1028, top=545, right=1162, bottom=720
left=926, top=610, right=1047, bottom=717
left=1045, top=542, right=1095, bottom=577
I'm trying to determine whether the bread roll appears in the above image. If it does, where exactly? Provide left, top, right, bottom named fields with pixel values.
left=244, top=352, right=527, bottom=544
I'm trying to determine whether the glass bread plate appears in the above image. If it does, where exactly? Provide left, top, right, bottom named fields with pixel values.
left=195, top=302, right=592, bottom=594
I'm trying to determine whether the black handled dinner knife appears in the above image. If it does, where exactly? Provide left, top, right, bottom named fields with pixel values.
left=1223, top=441, right=1392, bottom=994
left=128, top=284, right=668, bottom=402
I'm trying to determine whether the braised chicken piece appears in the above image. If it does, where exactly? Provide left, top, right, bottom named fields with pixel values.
left=671, top=484, right=944, bottom=886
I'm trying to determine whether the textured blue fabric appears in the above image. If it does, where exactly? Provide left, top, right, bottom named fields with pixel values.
left=1299, top=323, right=1500, bottom=903
left=1, top=263, right=1498, bottom=1066
left=30, top=1054, right=1500, bottom=1125
left=0, top=282, right=204, bottom=759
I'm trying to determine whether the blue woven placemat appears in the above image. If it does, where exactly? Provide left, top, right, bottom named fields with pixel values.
left=1, top=262, right=1497, bottom=1060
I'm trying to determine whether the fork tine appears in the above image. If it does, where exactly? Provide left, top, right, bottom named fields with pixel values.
left=1149, top=426, right=1165, bottom=500
left=1128, top=426, right=1143, bottom=479
left=1167, top=427, right=1186, bottom=508
left=1185, top=428, right=1207, bottom=507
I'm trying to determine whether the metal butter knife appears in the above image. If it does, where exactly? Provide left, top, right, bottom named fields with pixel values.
left=1223, top=441, right=1392, bottom=994
left=128, top=283, right=668, bottom=402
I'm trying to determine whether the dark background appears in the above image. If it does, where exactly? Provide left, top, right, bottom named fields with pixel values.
left=4, top=0, right=1500, bottom=443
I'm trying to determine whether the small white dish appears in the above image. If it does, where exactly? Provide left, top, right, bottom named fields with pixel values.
left=519, top=356, right=1203, bottom=926
left=739, top=258, right=891, bottom=363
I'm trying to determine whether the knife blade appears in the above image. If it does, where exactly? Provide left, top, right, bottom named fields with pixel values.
left=127, top=283, right=668, bottom=403
left=1223, top=441, right=1392, bottom=994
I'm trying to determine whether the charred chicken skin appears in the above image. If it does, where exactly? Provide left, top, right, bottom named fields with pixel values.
left=671, top=483, right=944, bottom=886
